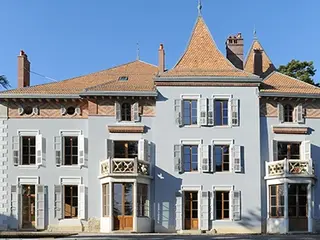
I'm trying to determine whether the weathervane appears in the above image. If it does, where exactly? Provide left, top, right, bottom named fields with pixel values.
left=253, top=25, right=257, bottom=39
left=136, top=42, right=140, bottom=60
left=197, top=0, right=202, bottom=16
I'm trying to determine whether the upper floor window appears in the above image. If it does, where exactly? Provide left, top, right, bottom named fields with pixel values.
left=277, top=142, right=300, bottom=160
left=183, top=100, right=198, bottom=125
left=183, top=145, right=198, bottom=172
left=114, top=141, right=138, bottom=159
left=284, top=104, right=293, bottom=122
left=115, top=101, right=139, bottom=122
left=121, top=103, right=131, bottom=121
left=22, top=136, right=36, bottom=165
left=214, top=145, right=230, bottom=172
left=64, top=136, right=78, bottom=165
left=278, top=103, right=304, bottom=123
left=215, top=100, right=228, bottom=126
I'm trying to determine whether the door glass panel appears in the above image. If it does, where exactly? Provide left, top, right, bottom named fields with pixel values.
left=113, top=184, right=123, bottom=216
left=124, top=183, right=133, bottom=216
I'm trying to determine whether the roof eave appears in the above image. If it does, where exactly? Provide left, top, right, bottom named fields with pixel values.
left=260, top=92, right=320, bottom=99
left=0, top=94, right=81, bottom=99
left=80, top=91, right=158, bottom=97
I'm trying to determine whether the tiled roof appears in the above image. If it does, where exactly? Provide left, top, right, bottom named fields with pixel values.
left=261, top=71, right=320, bottom=95
left=161, top=17, right=255, bottom=78
left=0, top=60, right=158, bottom=96
left=244, top=39, right=275, bottom=77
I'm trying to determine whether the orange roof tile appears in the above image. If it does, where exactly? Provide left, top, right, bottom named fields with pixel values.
left=261, top=71, right=320, bottom=95
left=244, top=39, right=275, bottom=77
left=0, top=60, right=158, bottom=96
left=161, top=17, right=255, bottom=78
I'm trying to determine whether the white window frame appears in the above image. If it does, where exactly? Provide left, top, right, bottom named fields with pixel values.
left=180, top=139, right=202, bottom=173
left=59, top=130, right=83, bottom=168
left=180, top=94, right=201, bottom=127
left=17, top=130, right=40, bottom=168
left=212, top=94, right=232, bottom=128
left=212, top=185, right=234, bottom=221
left=212, top=139, right=234, bottom=173
left=17, top=176, right=39, bottom=185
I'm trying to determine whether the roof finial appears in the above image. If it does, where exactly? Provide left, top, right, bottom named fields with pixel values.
left=253, top=25, right=257, bottom=39
left=136, top=42, right=140, bottom=60
left=197, top=0, right=202, bottom=16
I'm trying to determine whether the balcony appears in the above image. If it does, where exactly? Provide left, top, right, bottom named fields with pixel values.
left=265, top=158, right=315, bottom=179
left=100, top=158, right=150, bottom=177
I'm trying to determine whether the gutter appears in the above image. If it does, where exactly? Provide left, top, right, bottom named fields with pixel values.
left=260, top=92, right=320, bottom=99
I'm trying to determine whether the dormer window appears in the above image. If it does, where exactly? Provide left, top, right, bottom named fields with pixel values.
left=118, top=76, right=128, bottom=81
left=284, top=104, right=293, bottom=122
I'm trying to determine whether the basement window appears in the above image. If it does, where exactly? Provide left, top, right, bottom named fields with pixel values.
left=118, top=76, right=129, bottom=81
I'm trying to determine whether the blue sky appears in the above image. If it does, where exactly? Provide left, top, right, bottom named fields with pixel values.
left=0, top=0, right=319, bottom=88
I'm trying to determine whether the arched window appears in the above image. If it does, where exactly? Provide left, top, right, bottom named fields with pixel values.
left=121, top=103, right=131, bottom=121
left=284, top=104, right=293, bottom=122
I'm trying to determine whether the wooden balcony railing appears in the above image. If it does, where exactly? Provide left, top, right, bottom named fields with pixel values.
left=266, top=158, right=314, bottom=178
left=100, top=158, right=150, bottom=177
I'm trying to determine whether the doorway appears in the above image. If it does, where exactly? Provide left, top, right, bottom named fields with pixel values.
left=184, top=191, right=198, bottom=230
left=22, top=185, right=36, bottom=229
left=288, top=184, right=308, bottom=232
left=113, top=183, right=133, bottom=231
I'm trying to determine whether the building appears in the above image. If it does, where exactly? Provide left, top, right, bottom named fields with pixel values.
left=0, top=10, right=319, bottom=234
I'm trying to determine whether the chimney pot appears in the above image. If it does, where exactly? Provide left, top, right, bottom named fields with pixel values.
left=17, top=50, right=30, bottom=88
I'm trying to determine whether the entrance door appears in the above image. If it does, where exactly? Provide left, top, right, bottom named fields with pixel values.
left=288, top=184, right=308, bottom=231
left=22, top=185, right=36, bottom=229
left=113, top=183, right=133, bottom=231
left=184, top=191, right=198, bottom=230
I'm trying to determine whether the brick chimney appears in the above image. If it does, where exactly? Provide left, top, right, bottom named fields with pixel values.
left=17, top=50, right=30, bottom=88
left=253, top=49, right=263, bottom=77
left=158, top=44, right=165, bottom=73
left=226, top=33, right=244, bottom=70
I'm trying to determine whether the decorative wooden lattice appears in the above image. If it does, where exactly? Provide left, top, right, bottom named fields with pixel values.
left=268, top=161, right=284, bottom=176
left=112, top=159, right=134, bottom=173
left=101, top=160, right=109, bottom=175
left=289, top=161, right=308, bottom=174
left=267, top=159, right=312, bottom=177
left=138, top=161, right=149, bottom=175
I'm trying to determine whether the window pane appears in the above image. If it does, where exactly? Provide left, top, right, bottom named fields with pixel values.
left=192, top=210, right=198, bottom=218
left=299, top=207, right=307, bottom=217
left=215, top=101, right=222, bottom=125
left=289, top=207, right=296, bottom=217
left=224, top=210, right=229, bottom=219
left=216, top=209, right=222, bottom=219
left=270, top=207, right=277, bottom=217
left=278, top=207, right=284, bottom=217
left=271, top=196, right=276, bottom=206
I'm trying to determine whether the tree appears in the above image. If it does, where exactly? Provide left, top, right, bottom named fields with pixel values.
left=278, top=60, right=317, bottom=85
left=0, top=75, right=10, bottom=89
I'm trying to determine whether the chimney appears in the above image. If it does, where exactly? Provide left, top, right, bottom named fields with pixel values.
left=253, top=49, right=263, bottom=77
left=17, top=50, right=30, bottom=88
left=158, top=44, right=165, bottom=73
left=226, top=33, right=244, bottom=70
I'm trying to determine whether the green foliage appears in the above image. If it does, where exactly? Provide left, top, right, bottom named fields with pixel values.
left=278, top=60, right=317, bottom=85
left=0, top=75, right=10, bottom=89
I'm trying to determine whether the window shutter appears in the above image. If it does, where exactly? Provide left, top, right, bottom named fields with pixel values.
left=105, top=139, right=114, bottom=159
left=18, top=107, right=24, bottom=115
left=10, top=185, right=20, bottom=227
left=233, top=145, right=242, bottom=173
left=61, top=107, right=67, bottom=115
left=12, top=136, right=20, bottom=166
left=201, top=145, right=210, bottom=172
left=210, top=191, right=215, bottom=220
left=303, top=140, right=311, bottom=161
left=36, top=185, right=45, bottom=229
left=273, top=140, right=278, bottom=161
left=200, top=98, right=207, bottom=126
left=115, top=101, right=121, bottom=121
left=32, top=106, right=39, bottom=115
left=138, top=139, right=145, bottom=161
left=78, top=134, right=85, bottom=167
left=54, top=185, right=63, bottom=219
left=200, top=191, right=209, bottom=230
left=36, top=134, right=43, bottom=166
left=148, top=142, right=151, bottom=162
left=175, top=191, right=183, bottom=230
left=54, top=136, right=62, bottom=166
left=144, top=139, right=149, bottom=162
left=75, top=107, right=81, bottom=116
left=133, top=102, right=139, bottom=122
left=211, top=144, right=216, bottom=173
left=296, top=104, right=304, bottom=123
left=78, top=184, right=86, bottom=220
left=278, top=103, right=284, bottom=123
left=231, top=190, right=241, bottom=221
left=174, top=144, right=183, bottom=173
left=174, top=99, right=182, bottom=127
left=231, top=99, right=239, bottom=126
left=208, top=98, right=214, bottom=126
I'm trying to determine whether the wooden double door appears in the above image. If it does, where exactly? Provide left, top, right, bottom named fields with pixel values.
left=184, top=191, right=198, bottom=230
left=22, top=185, right=36, bottom=229
left=113, top=183, right=133, bottom=231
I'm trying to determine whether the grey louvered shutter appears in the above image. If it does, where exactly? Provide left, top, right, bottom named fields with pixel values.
left=211, top=144, right=216, bottom=173
left=78, top=134, right=85, bottom=167
left=273, top=140, right=278, bottom=161
left=208, top=98, right=214, bottom=126
left=200, top=191, right=209, bottom=230
left=54, top=136, right=62, bottom=166
left=54, top=185, right=63, bottom=219
left=174, top=99, right=182, bottom=127
left=78, top=184, right=86, bottom=219
left=105, top=139, right=114, bottom=159
left=201, top=145, right=210, bottom=172
left=231, top=99, right=239, bottom=126
left=296, top=104, right=304, bottom=123
left=12, top=136, right=20, bottom=166
left=115, top=101, right=121, bottom=121
left=210, top=191, right=215, bottom=220
left=174, top=144, right=183, bottom=173
left=10, top=185, right=20, bottom=228
left=133, top=102, right=139, bottom=122
left=232, top=191, right=241, bottom=221
left=36, top=134, right=43, bottom=166
left=36, top=185, right=45, bottom=229
left=200, top=98, right=207, bottom=126
left=303, top=140, right=311, bottom=161
left=175, top=191, right=183, bottom=230
left=233, top=145, right=242, bottom=173
left=278, top=103, right=284, bottom=123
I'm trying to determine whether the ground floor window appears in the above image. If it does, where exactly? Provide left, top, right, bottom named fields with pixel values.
left=64, top=185, right=78, bottom=218
left=269, top=184, right=284, bottom=217
left=21, top=185, right=36, bottom=228
left=137, top=184, right=148, bottom=217
left=216, top=191, right=229, bottom=220
left=102, top=183, right=109, bottom=217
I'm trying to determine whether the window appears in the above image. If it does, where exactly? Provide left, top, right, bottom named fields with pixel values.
left=183, top=100, right=197, bottom=125
left=284, top=104, right=293, bottom=122
left=216, top=191, right=230, bottom=219
left=137, top=184, right=149, bottom=217
left=64, top=136, right=78, bottom=165
left=102, top=183, right=109, bottom=217
left=269, top=184, right=284, bottom=218
left=24, top=106, right=33, bottom=115
left=67, top=106, right=76, bottom=115
left=114, top=141, right=138, bottom=159
left=183, top=145, right=198, bottom=172
left=214, top=145, right=230, bottom=172
left=278, top=142, right=300, bottom=160
left=288, top=184, right=307, bottom=218
left=118, top=76, right=128, bottom=81
left=121, top=103, right=131, bottom=121
left=215, top=100, right=228, bottom=126
left=64, top=185, right=78, bottom=218
left=22, top=136, right=36, bottom=165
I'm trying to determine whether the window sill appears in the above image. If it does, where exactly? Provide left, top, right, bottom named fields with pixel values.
left=57, top=165, right=81, bottom=169
left=17, top=165, right=39, bottom=169
left=182, top=125, right=200, bottom=128
left=214, top=125, right=232, bottom=128
left=213, top=219, right=232, bottom=222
